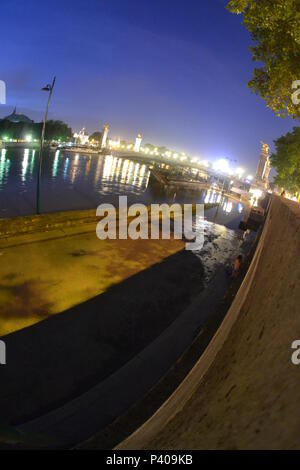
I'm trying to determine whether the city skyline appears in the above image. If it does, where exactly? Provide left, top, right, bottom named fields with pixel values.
left=1, top=0, right=297, bottom=173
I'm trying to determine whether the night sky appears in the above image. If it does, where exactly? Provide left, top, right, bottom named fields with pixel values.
left=0, top=0, right=296, bottom=173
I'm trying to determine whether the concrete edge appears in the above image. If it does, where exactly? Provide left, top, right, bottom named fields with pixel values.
left=115, top=201, right=269, bottom=450
left=0, top=204, right=216, bottom=240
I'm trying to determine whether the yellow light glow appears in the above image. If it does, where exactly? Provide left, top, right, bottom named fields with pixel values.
left=213, top=159, right=230, bottom=174
left=235, top=167, right=245, bottom=178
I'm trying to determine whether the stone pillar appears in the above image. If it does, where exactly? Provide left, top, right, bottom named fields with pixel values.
left=256, top=142, right=270, bottom=188
left=134, top=133, right=142, bottom=152
left=101, top=123, right=109, bottom=149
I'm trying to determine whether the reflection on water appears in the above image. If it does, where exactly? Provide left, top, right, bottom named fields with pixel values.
left=205, top=189, right=222, bottom=205
left=52, top=150, right=60, bottom=178
left=98, top=155, right=149, bottom=194
left=0, top=149, right=10, bottom=187
left=0, top=148, right=151, bottom=217
left=49, top=152, right=150, bottom=194
left=204, top=189, right=238, bottom=215
left=0, top=148, right=244, bottom=228
left=22, top=149, right=30, bottom=182
left=192, top=215, right=250, bottom=284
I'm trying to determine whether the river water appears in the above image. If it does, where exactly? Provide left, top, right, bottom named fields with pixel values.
left=0, top=148, right=243, bottom=223
left=0, top=147, right=252, bottom=282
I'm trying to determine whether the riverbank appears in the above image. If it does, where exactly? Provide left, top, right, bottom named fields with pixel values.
left=0, top=205, right=248, bottom=448
left=0, top=208, right=189, bottom=337
left=79, top=241, right=257, bottom=450
left=117, top=196, right=300, bottom=450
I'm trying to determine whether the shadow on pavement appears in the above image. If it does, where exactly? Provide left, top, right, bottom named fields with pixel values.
left=0, top=249, right=204, bottom=425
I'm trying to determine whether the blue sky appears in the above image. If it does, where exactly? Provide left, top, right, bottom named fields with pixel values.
left=0, top=0, right=296, bottom=173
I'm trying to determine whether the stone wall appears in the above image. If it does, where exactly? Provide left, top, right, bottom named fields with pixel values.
left=118, top=196, right=300, bottom=450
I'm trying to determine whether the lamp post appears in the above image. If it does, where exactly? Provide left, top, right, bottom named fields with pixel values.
left=36, top=76, right=56, bottom=214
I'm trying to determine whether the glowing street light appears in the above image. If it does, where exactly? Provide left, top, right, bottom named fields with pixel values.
left=213, top=158, right=230, bottom=174
left=36, top=76, right=56, bottom=214
left=235, top=167, right=245, bottom=179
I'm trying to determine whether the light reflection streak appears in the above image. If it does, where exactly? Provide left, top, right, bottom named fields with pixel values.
left=52, top=150, right=60, bottom=178
left=22, top=149, right=30, bottom=182
left=0, top=149, right=9, bottom=185
left=99, top=155, right=150, bottom=193
left=30, top=150, right=36, bottom=176
left=204, top=188, right=237, bottom=214
left=63, top=158, right=69, bottom=179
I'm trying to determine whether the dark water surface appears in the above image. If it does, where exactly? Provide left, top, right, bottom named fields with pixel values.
left=0, top=148, right=244, bottom=227
left=0, top=148, right=252, bottom=284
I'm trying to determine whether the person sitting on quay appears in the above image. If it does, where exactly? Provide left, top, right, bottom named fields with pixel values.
left=226, top=254, right=243, bottom=279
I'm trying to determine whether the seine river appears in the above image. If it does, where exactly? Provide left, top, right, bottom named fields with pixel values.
left=0, top=146, right=254, bottom=291
left=0, top=147, right=245, bottom=228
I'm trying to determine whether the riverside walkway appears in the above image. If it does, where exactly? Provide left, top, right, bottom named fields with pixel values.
left=0, top=205, right=244, bottom=448
left=118, top=196, right=300, bottom=450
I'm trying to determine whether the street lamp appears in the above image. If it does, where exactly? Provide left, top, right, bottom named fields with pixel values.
left=36, top=76, right=56, bottom=214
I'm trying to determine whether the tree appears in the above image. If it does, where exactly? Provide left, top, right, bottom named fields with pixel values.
left=0, top=120, right=37, bottom=140
left=0, top=119, right=73, bottom=141
left=89, top=131, right=102, bottom=143
left=43, top=120, right=73, bottom=141
left=227, top=0, right=300, bottom=119
left=271, top=127, right=300, bottom=194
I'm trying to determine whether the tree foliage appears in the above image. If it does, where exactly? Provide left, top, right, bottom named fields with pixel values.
left=227, top=0, right=300, bottom=119
left=271, top=127, right=300, bottom=193
left=44, top=120, right=73, bottom=140
left=89, top=131, right=102, bottom=142
left=0, top=119, right=73, bottom=141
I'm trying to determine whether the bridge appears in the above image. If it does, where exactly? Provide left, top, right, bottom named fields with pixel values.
left=98, top=149, right=250, bottom=201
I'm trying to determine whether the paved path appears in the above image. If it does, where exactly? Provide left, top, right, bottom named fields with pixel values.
left=15, top=269, right=230, bottom=448
left=0, top=211, right=184, bottom=336
left=118, top=197, right=300, bottom=450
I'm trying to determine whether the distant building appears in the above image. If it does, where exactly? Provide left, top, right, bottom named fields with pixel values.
left=101, top=123, right=109, bottom=149
left=134, top=133, right=142, bottom=152
left=108, top=137, right=120, bottom=149
left=2, top=107, right=33, bottom=124
left=249, top=142, right=271, bottom=205
left=73, top=128, right=89, bottom=145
